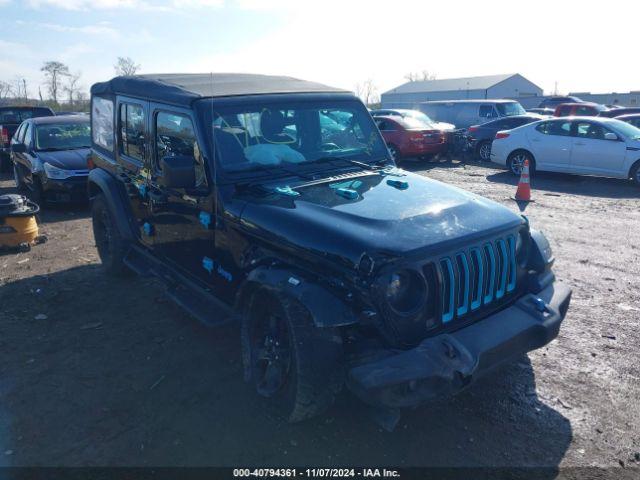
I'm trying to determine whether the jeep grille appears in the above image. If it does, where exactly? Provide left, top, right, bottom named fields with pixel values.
left=438, top=235, right=517, bottom=324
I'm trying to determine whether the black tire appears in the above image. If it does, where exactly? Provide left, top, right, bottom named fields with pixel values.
left=387, top=144, right=399, bottom=162
left=13, top=162, right=26, bottom=191
left=241, top=290, right=343, bottom=422
left=0, top=155, right=9, bottom=173
left=28, top=176, right=44, bottom=205
left=476, top=140, right=492, bottom=162
left=507, top=150, right=535, bottom=176
left=91, top=193, right=131, bottom=276
left=631, top=162, right=640, bottom=187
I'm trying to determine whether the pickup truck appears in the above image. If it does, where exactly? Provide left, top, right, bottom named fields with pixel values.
left=0, top=106, right=55, bottom=171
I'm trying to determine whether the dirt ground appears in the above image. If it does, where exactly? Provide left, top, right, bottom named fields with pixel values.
left=0, top=159, right=638, bottom=473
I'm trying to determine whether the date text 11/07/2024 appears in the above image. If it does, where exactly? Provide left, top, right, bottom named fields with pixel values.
left=233, top=468, right=400, bottom=478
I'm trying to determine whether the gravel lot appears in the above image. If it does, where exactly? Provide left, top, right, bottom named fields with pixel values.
left=0, top=159, right=638, bottom=474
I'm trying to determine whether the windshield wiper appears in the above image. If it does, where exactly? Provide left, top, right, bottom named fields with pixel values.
left=310, top=156, right=388, bottom=171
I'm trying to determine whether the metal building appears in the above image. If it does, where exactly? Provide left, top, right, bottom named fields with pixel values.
left=380, top=73, right=543, bottom=109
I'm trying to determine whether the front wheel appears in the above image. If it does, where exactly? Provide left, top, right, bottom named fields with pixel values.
left=13, top=163, right=26, bottom=191
left=91, top=193, right=131, bottom=276
left=242, top=291, right=343, bottom=422
left=631, top=162, right=640, bottom=187
left=387, top=144, right=399, bottom=162
left=507, top=151, right=535, bottom=176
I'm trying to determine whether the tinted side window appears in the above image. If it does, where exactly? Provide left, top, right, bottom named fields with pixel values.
left=536, top=121, right=571, bottom=136
left=574, top=122, right=605, bottom=140
left=479, top=105, right=496, bottom=118
left=575, top=106, right=594, bottom=116
left=13, top=123, right=26, bottom=143
left=92, top=97, right=114, bottom=151
left=23, top=123, right=33, bottom=147
left=156, top=111, right=206, bottom=187
left=120, top=103, right=145, bottom=161
left=557, top=106, right=572, bottom=116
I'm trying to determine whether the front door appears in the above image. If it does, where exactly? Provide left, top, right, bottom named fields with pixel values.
left=570, top=121, right=627, bottom=175
left=145, top=106, right=219, bottom=288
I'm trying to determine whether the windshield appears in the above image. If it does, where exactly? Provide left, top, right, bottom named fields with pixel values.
left=610, top=119, right=640, bottom=140
left=404, top=111, right=435, bottom=126
left=35, top=122, right=91, bottom=151
left=496, top=102, right=526, bottom=117
left=0, top=109, right=35, bottom=123
left=211, top=100, right=387, bottom=174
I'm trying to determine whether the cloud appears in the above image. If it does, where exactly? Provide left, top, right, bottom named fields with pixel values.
left=25, top=0, right=222, bottom=10
left=34, top=21, right=121, bottom=38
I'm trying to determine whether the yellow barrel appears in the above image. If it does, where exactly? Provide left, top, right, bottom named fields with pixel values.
left=0, top=215, right=39, bottom=247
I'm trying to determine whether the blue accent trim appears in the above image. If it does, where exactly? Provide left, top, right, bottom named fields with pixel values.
left=456, top=253, right=470, bottom=316
left=483, top=244, right=495, bottom=305
left=202, top=256, right=214, bottom=274
left=496, top=239, right=508, bottom=299
left=470, top=248, right=483, bottom=310
left=507, top=235, right=517, bottom=292
left=142, top=222, right=153, bottom=236
left=441, top=258, right=455, bottom=323
left=335, top=188, right=359, bottom=200
left=138, top=184, right=147, bottom=198
left=274, top=186, right=300, bottom=197
left=199, top=211, right=212, bottom=229
left=386, top=179, right=409, bottom=190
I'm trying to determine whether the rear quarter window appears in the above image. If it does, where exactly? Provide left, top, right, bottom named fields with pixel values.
left=92, top=97, right=114, bottom=151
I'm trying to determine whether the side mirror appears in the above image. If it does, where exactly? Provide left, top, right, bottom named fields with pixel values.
left=604, top=132, right=618, bottom=141
left=11, top=143, right=26, bottom=154
left=160, top=155, right=196, bottom=189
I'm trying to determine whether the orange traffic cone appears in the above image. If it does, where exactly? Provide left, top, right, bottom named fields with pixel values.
left=514, top=159, right=532, bottom=202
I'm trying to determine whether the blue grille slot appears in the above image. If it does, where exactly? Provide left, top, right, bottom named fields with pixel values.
left=483, top=243, right=496, bottom=304
left=456, top=253, right=470, bottom=316
left=496, top=239, right=508, bottom=299
left=470, top=248, right=483, bottom=310
left=441, top=258, right=455, bottom=323
left=507, top=235, right=517, bottom=292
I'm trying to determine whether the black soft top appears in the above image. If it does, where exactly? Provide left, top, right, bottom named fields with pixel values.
left=91, top=73, right=349, bottom=107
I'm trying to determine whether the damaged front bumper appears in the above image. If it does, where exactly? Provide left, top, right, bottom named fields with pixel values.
left=347, top=282, right=571, bottom=408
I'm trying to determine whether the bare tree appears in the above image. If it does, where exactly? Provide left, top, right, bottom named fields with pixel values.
left=41, top=61, right=70, bottom=104
left=10, top=77, right=29, bottom=103
left=355, top=79, right=379, bottom=107
left=64, top=71, right=82, bottom=105
left=114, top=56, right=140, bottom=76
left=0, top=81, right=12, bottom=100
left=404, top=70, right=437, bottom=82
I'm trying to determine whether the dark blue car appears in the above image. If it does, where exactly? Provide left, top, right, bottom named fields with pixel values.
left=10, top=115, right=91, bottom=204
left=467, top=115, right=541, bottom=161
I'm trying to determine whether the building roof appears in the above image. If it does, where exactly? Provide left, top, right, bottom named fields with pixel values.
left=91, top=73, right=348, bottom=106
left=383, top=74, right=520, bottom=95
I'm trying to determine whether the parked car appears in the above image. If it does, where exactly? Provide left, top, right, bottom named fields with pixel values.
left=373, top=115, right=447, bottom=160
left=490, top=117, right=640, bottom=186
left=466, top=115, right=541, bottom=161
left=418, top=100, right=532, bottom=129
left=369, top=108, right=455, bottom=131
left=537, top=96, right=583, bottom=109
left=11, top=115, right=91, bottom=204
left=88, top=73, right=570, bottom=423
left=526, top=107, right=555, bottom=116
left=616, top=114, right=640, bottom=129
left=0, top=106, right=55, bottom=171
left=598, top=107, right=640, bottom=118
left=554, top=102, right=607, bottom=117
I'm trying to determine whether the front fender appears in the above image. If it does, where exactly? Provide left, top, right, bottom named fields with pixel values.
left=88, top=168, right=138, bottom=242
left=236, top=266, right=358, bottom=328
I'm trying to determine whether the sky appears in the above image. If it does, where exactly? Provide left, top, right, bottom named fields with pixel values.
left=0, top=0, right=638, bottom=101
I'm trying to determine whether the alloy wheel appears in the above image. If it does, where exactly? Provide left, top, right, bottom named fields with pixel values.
left=510, top=153, right=527, bottom=175
left=479, top=142, right=492, bottom=161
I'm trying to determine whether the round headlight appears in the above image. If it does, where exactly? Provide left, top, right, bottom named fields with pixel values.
left=384, top=269, right=427, bottom=315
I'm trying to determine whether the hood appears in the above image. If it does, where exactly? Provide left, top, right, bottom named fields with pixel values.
left=36, top=148, right=90, bottom=170
left=239, top=169, right=523, bottom=268
left=434, top=121, right=456, bottom=131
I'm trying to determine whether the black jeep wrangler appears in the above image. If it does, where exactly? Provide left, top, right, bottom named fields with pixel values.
left=88, top=74, right=571, bottom=423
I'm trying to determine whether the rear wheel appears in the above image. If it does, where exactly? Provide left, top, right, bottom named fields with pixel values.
left=92, top=193, right=131, bottom=276
left=477, top=140, right=492, bottom=161
left=242, top=290, right=343, bottom=422
left=507, top=150, right=535, bottom=176
left=631, top=162, right=640, bottom=187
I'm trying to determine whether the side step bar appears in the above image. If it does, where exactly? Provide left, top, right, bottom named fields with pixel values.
left=124, top=246, right=237, bottom=327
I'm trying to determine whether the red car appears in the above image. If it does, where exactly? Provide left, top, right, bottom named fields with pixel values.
left=373, top=115, right=447, bottom=161
left=554, top=102, right=607, bottom=117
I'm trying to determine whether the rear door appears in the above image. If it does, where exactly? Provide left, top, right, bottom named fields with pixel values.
left=527, top=120, right=573, bottom=171
left=376, top=118, right=403, bottom=150
left=570, top=121, right=627, bottom=175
